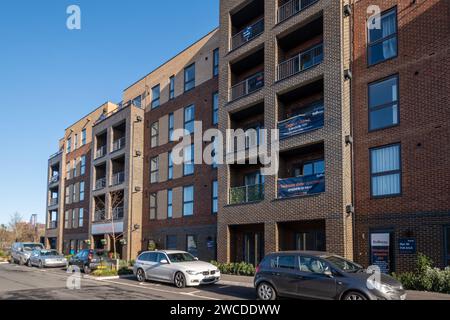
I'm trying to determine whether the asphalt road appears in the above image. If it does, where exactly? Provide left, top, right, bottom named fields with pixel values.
left=0, top=262, right=255, bottom=300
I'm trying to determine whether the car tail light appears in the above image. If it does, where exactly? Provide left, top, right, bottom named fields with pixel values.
left=255, top=265, right=260, bottom=273
left=88, top=253, right=93, bottom=261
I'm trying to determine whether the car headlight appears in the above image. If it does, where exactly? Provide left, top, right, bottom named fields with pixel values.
left=378, top=284, right=395, bottom=295
left=186, top=270, right=200, bottom=275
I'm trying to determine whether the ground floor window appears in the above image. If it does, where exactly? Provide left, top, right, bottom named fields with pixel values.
left=295, top=230, right=326, bottom=252
left=166, top=235, right=177, bottom=250
left=445, top=226, right=450, bottom=267
left=370, top=230, right=395, bottom=273
left=244, top=232, right=264, bottom=267
left=186, top=235, right=198, bottom=257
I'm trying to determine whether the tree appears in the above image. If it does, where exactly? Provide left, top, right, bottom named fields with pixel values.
left=8, top=213, right=37, bottom=243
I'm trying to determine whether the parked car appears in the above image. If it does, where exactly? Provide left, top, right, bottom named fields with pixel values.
left=254, top=251, right=406, bottom=301
left=10, top=242, right=44, bottom=266
left=133, top=250, right=220, bottom=288
left=68, top=249, right=113, bottom=274
left=29, top=249, right=68, bottom=268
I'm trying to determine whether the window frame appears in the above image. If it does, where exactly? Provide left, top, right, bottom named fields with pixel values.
left=169, top=76, right=175, bottom=100
left=167, top=189, right=173, bottom=219
left=149, top=192, right=157, bottom=220
left=81, top=129, right=87, bottom=146
left=368, top=74, right=400, bottom=132
left=212, top=91, right=219, bottom=125
left=150, top=121, right=159, bottom=148
left=80, top=155, right=86, bottom=175
left=168, top=151, right=173, bottom=180
left=212, top=180, right=218, bottom=214
left=79, top=181, right=85, bottom=201
left=78, top=208, right=84, bottom=228
left=64, top=210, right=70, bottom=229
left=71, top=209, right=78, bottom=229
left=213, top=48, right=219, bottom=77
left=369, top=143, right=402, bottom=198
left=168, top=113, right=174, bottom=142
left=184, top=104, right=195, bottom=135
left=182, top=185, right=194, bottom=217
left=184, top=63, right=195, bottom=92
left=66, top=138, right=71, bottom=154
left=150, top=156, right=159, bottom=184
left=151, top=84, right=161, bottom=109
left=183, top=144, right=195, bottom=176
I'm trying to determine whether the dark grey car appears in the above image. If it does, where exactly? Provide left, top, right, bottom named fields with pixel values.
left=254, top=251, right=406, bottom=300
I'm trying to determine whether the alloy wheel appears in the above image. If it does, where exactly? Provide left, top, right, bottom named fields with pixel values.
left=258, top=283, right=275, bottom=300
left=136, top=269, right=145, bottom=282
left=345, top=292, right=366, bottom=300
left=174, top=272, right=186, bottom=288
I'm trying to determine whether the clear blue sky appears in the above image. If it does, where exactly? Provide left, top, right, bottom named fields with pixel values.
left=0, top=0, right=219, bottom=225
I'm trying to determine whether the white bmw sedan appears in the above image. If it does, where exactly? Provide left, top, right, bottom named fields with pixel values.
left=133, top=250, right=220, bottom=288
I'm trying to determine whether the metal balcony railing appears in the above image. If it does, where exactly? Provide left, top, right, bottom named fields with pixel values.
left=228, top=129, right=264, bottom=154
left=95, top=178, right=106, bottom=190
left=96, top=145, right=107, bottom=159
left=277, top=43, right=323, bottom=81
left=229, top=184, right=264, bottom=205
left=48, top=221, right=57, bottom=229
left=111, top=172, right=125, bottom=186
left=112, top=207, right=124, bottom=220
left=49, top=174, right=59, bottom=184
left=230, top=72, right=264, bottom=101
left=231, top=18, right=264, bottom=50
left=94, top=210, right=106, bottom=222
left=112, top=137, right=126, bottom=152
left=278, top=0, right=319, bottom=24
left=49, top=198, right=58, bottom=206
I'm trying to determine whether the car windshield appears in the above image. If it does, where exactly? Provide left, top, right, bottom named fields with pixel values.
left=23, top=244, right=44, bottom=251
left=323, top=255, right=363, bottom=272
left=40, top=250, right=59, bottom=256
left=167, top=253, right=196, bottom=263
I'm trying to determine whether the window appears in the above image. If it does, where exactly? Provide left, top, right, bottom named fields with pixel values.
left=183, top=185, right=194, bottom=216
left=151, top=84, right=160, bottom=109
left=72, top=183, right=77, bottom=202
left=167, top=189, right=173, bottom=219
left=212, top=92, right=219, bottom=125
left=66, top=138, right=71, bottom=154
left=64, top=211, right=70, bottom=229
left=445, top=226, right=450, bottom=267
left=65, top=186, right=70, bottom=204
left=72, top=209, right=77, bottom=229
left=74, top=134, right=78, bottom=150
left=169, top=76, right=175, bottom=100
left=183, top=144, right=194, bottom=176
left=168, top=113, right=174, bottom=141
left=81, top=129, right=86, bottom=146
left=132, top=95, right=142, bottom=108
left=186, top=235, right=198, bottom=257
left=278, top=255, right=297, bottom=270
left=66, top=162, right=71, bottom=180
left=370, top=144, right=401, bottom=197
left=79, top=181, right=85, bottom=201
left=150, top=193, right=157, bottom=220
left=296, top=159, right=325, bottom=177
left=299, top=256, right=328, bottom=274
left=212, top=180, right=218, bottom=214
left=184, top=63, right=195, bottom=92
left=80, top=156, right=86, bottom=175
left=150, top=157, right=159, bottom=183
left=184, top=104, right=195, bottom=134
left=213, top=48, right=219, bottom=77
left=368, top=7, right=397, bottom=65
left=369, top=75, right=399, bottom=131
left=72, top=159, right=77, bottom=178
left=168, top=151, right=173, bottom=180
left=150, top=122, right=159, bottom=148
left=211, top=136, right=218, bottom=169
left=78, top=208, right=84, bottom=228
left=166, top=235, right=177, bottom=250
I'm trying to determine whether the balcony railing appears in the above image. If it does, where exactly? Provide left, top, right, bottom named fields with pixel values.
left=229, top=184, right=264, bottom=205
left=48, top=221, right=57, bottom=229
left=277, top=43, right=323, bottom=81
left=278, top=104, right=324, bottom=139
left=49, top=198, right=58, bottom=206
left=112, top=206, right=124, bottom=220
left=112, top=137, right=126, bottom=152
left=94, top=210, right=106, bottom=222
left=228, top=129, right=264, bottom=154
left=278, top=173, right=325, bottom=198
left=278, top=0, right=319, bottom=24
left=49, top=174, right=59, bottom=184
left=231, top=18, right=264, bottom=51
left=230, top=72, right=264, bottom=101
left=96, top=145, right=107, bottom=159
left=95, top=178, right=106, bottom=190
left=111, top=172, right=125, bottom=186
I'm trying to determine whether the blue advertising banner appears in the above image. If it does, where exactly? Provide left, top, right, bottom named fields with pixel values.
left=399, top=239, right=416, bottom=254
left=278, top=173, right=325, bottom=198
left=278, top=106, right=324, bottom=140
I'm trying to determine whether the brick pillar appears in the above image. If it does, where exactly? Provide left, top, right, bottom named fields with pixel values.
left=264, top=222, right=278, bottom=255
left=217, top=224, right=230, bottom=263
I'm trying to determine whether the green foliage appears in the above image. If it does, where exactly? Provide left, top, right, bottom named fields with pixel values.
left=91, top=268, right=118, bottom=277
left=393, top=253, right=450, bottom=294
left=65, top=255, right=73, bottom=261
left=211, top=261, right=256, bottom=276
left=128, top=260, right=135, bottom=267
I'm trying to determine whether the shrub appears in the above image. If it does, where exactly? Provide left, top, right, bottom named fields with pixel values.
left=91, top=268, right=118, bottom=277
left=128, top=260, right=135, bottom=267
left=211, top=261, right=255, bottom=276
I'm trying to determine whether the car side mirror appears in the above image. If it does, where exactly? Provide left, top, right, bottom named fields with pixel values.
left=160, top=259, right=168, bottom=264
left=194, top=257, right=199, bottom=261
left=324, top=270, right=333, bottom=278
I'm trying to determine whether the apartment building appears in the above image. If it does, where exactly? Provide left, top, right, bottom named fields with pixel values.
left=124, top=29, right=220, bottom=261
left=352, top=0, right=450, bottom=273
left=88, top=101, right=144, bottom=261
left=45, top=102, right=117, bottom=253
left=217, top=0, right=353, bottom=265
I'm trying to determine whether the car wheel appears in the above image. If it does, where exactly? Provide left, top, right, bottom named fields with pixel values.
left=136, top=268, right=146, bottom=282
left=343, top=291, right=367, bottom=300
left=257, top=282, right=277, bottom=301
left=27, top=259, right=32, bottom=267
left=9, top=257, right=15, bottom=264
left=38, top=261, right=44, bottom=269
left=174, top=272, right=186, bottom=288
left=19, top=258, right=24, bottom=266
left=83, top=265, right=91, bottom=274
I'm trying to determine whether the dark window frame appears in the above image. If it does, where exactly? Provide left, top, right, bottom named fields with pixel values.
left=150, top=156, right=159, bottom=184
left=183, top=144, right=195, bottom=176
left=213, top=48, right=219, bottom=77
left=182, top=185, right=194, bottom=217
left=168, top=113, right=174, bottom=142
left=151, top=84, right=160, bottom=109
left=167, top=189, right=173, bottom=219
left=184, top=63, right=196, bottom=92
left=168, top=151, right=173, bottom=180
left=212, top=180, right=218, bottom=214
left=369, top=143, right=402, bottom=198
left=212, top=91, right=219, bottom=125
left=169, top=76, right=175, bottom=100
left=150, top=121, right=159, bottom=148
left=149, top=192, right=157, bottom=220
left=368, top=74, right=400, bottom=132
left=184, top=104, right=195, bottom=135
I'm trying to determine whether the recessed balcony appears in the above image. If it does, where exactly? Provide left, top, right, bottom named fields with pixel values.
left=229, top=164, right=265, bottom=205
left=112, top=122, right=126, bottom=153
left=230, top=0, right=264, bottom=51
left=229, top=48, right=264, bottom=101
left=277, top=0, right=319, bottom=24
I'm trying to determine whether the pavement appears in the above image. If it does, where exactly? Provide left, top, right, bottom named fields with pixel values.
left=0, top=262, right=449, bottom=300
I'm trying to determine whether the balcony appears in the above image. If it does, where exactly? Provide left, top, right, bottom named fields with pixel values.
left=277, top=43, right=323, bottom=81
left=48, top=198, right=58, bottom=206
left=112, top=137, right=125, bottom=152
left=277, top=0, right=319, bottom=24
left=112, top=206, right=124, bottom=220
left=95, top=178, right=106, bottom=190
left=231, top=18, right=264, bottom=51
left=48, top=221, right=58, bottom=229
left=96, top=145, right=107, bottom=159
left=230, top=72, right=264, bottom=101
left=94, top=210, right=106, bottom=222
left=111, top=171, right=125, bottom=186
left=49, top=174, right=59, bottom=184
left=230, top=184, right=264, bottom=205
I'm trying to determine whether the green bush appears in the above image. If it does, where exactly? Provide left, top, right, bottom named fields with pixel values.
left=393, top=253, right=450, bottom=294
left=128, top=260, right=135, bottom=267
left=211, top=261, right=255, bottom=276
left=91, top=268, right=118, bottom=277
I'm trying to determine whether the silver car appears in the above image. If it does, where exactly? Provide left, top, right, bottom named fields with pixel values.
left=133, top=250, right=221, bottom=288
left=10, top=242, right=44, bottom=266
left=29, top=249, right=68, bottom=268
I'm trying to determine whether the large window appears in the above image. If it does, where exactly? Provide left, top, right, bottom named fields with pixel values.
left=183, top=185, right=194, bottom=216
left=78, top=208, right=84, bottom=228
left=65, top=186, right=70, bottom=204
left=184, top=63, right=195, bottom=92
left=150, top=193, right=157, bottom=220
left=64, top=211, right=70, bottom=229
left=168, top=151, right=173, bottom=180
left=166, top=235, right=177, bottom=250
left=369, top=75, right=399, bottom=131
left=72, top=159, right=77, bottom=178
left=212, top=180, right=218, bottom=214
left=66, top=162, right=71, bottom=180
left=370, top=144, right=401, bottom=197
left=167, top=189, right=173, bottom=219
left=150, top=157, right=159, bottom=183
left=81, top=129, right=86, bottom=146
left=184, top=104, right=195, bottom=134
left=212, top=92, right=219, bottom=125
left=186, top=235, right=198, bottom=257
left=71, top=209, right=78, bottom=229
left=213, top=48, right=219, bottom=77
left=169, top=76, right=175, bottom=100
left=368, top=7, right=398, bottom=66
left=132, top=95, right=142, bottom=108
left=80, top=155, right=86, bottom=175
left=151, top=122, right=159, bottom=148
left=168, top=113, right=174, bottom=141
left=151, top=84, right=160, bottom=109
left=74, top=134, right=78, bottom=150
left=294, top=159, right=325, bottom=177
left=79, top=181, right=85, bottom=201
left=66, top=138, right=71, bottom=154
left=183, top=144, right=194, bottom=176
